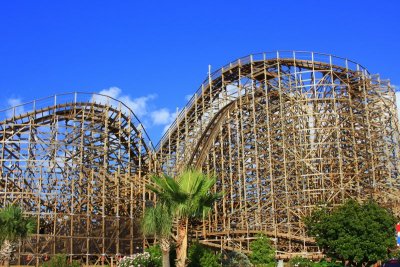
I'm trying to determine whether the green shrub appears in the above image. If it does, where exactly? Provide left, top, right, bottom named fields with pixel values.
left=289, top=256, right=313, bottom=267
left=304, top=200, right=396, bottom=266
left=222, top=251, right=252, bottom=267
left=289, top=257, right=341, bottom=267
left=313, top=259, right=341, bottom=267
left=249, top=234, right=275, bottom=266
left=145, top=245, right=162, bottom=267
left=69, top=260, right=81, bottom=267
left=199, top=250, right=220, bottom=267
left=146, top=243, right=176, bottom=267
left=188, top=242, right=220, bottom=267
left=188, top=242, right=207, bottom=267
left=41, top=254, right=81, bottom=267
left=389, top=249, right=400, bottom=260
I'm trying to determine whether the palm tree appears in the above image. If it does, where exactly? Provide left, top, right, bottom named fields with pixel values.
left=147, top=169, right=222, bottom=267
left=0, top=204, right=36, bottom=267
left=142, top=203, right=173, bottom=267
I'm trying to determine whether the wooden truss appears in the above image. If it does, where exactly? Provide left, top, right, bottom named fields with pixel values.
left=0, top=94, right=154, bottom=265
left=0, top=51, right=399, bottom=264
left=155, top=51, right=400, bottom=258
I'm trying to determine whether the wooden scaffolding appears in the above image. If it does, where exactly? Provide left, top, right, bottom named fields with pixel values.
left=0, top=93, right=154, bottom=265
left=0, top=51, right=399, bottom=264
left=156, top=51, right=400, bottom=258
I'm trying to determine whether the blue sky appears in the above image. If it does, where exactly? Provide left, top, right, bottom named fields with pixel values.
left=1, top=0, right=399, bottom=142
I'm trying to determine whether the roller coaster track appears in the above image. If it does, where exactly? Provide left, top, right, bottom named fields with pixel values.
left=0, top=51, right=399, bottom=264
left=155, top=51, right=400, bottom=257
left=156, top=55, right=367, bottom=153
left=0, top=101, right=149, bottom=165
left=0, top=93, right=152, bottom=265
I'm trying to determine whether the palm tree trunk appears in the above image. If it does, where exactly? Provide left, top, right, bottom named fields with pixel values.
left=162, top=250, right=170, bottom=267
left=176, top=219, right=188, bottom=267
left=160, top=238, right=170, bottom=267
left=0, top=239, right=14, bottom=267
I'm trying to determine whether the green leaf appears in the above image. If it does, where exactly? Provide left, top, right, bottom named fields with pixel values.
left=304, top=199, right=396, bottom=266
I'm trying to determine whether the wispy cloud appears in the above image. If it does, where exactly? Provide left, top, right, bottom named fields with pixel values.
left=150, top=108, right=178, bottom=133
left=93, top=87, right=156, bottom=117
left=151, top=108, right=175, bottom=125
left=6, top=98, right=24, bottom=117
left=119, top=94, right=156, bottom=117
left=99, top=86, right=121, bottom=99
left=95, top=87, right=179, bottom=136
left=2, top=89, right=178, bottom=140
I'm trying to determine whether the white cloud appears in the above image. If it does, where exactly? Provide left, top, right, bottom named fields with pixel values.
left=93, top=87, right=156, bottom=117
left=150, top=107, right=179, bottom=133
left=99, top=86, right=121, bottom=99
left=119, top=94, right=156, bottom=117
left=92, top=87, right=121, bottom=107
left=7, top=98, right=23, bottom=107
left=151, top=108, right=175, bottom=125
left=94, top=87, right=181, bottom=137
left=161, top=110, right=179, bottom=133
left=6, top=98, right=25, bottom=117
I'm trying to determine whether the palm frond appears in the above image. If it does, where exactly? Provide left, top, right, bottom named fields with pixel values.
left=148, top=174, right=188, bottom=205
left=146, top=170, right=222, bottom=227
left=141, top=204, right=173, bottom=238
left=0, top=205, right=36, bottom=243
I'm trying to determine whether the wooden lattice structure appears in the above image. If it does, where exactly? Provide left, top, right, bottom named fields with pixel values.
left=155, top=51, right=400, bottom=258
left=0, top=93, right=154, bottom=265
left=0, top=51, right=399, bottom=264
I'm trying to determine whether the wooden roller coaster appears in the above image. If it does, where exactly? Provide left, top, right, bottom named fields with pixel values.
left=0, top=51, right=399, bottom=265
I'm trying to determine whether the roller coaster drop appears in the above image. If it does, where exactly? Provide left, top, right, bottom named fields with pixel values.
left=0, top=51, right=399, bottom=265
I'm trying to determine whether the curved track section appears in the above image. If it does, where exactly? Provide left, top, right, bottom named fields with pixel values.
left=0, top=93, right=153, bottom=265
left=156, top=51, right=400, bottom=257
left=1, top=52, right=399, bottom=262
